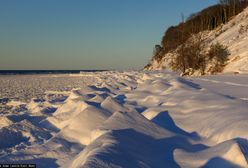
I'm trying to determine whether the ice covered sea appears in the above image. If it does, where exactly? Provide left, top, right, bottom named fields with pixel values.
left=0, top=73, right=99, bottom=102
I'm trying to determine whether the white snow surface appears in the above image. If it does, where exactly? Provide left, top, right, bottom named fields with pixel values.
left=0, top=71, right=248, bottom=168
left=147, top=7, right=248, bottom=74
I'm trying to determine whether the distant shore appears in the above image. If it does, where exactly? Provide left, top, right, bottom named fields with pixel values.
left=0, top=70, right=108, bottom=75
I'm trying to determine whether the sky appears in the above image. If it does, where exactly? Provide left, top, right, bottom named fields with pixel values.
left=0, top=0, right=218, bottom=70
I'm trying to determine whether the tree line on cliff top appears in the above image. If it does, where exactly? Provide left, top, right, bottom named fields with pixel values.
left=153, top=0, right=248, bottom=61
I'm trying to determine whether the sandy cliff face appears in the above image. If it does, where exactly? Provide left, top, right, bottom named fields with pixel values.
left=146, top=7, right=248, bottom=74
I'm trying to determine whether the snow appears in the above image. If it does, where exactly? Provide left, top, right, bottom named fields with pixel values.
left=211, top=7, right=248, bottom=73
left=0, top=71, right=248, bottom=167
left=190, top=73, right=248, bottom=102
left=175, top=139, right=248, bottom=168
left=0, top=74, right=98, bottom=102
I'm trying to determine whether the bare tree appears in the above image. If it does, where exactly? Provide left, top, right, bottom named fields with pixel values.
left=171, top=33, right=206, bottom=75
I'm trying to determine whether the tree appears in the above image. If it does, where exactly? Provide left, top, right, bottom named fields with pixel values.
left=171, top=33, right=207, bottom=75
left=208, top=42, right=229, bottom=63
left=208, top=42, right=230, bottom=74
left=153, top=45, right=164, bottom=61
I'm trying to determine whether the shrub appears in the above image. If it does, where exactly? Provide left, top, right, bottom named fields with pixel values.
left=171, top=33, right=207, bottom=75
left=208, top=42, right=229, bottom=64
left=208, top=42, right=229, bottom=74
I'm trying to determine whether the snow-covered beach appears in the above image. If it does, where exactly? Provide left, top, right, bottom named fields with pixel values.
left=0, top=71, right=248, bottom=168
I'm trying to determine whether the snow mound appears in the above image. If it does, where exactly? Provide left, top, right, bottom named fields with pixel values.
left=175, top=138, right=248, bottom=168
left=46, top=98, right=88, bottom=129
left=59, top=106, right=111, bottom=145
left=101, top=96, right=127, bottom=113
left=0, top=119, right=51, bottom=152
left=0, top=117, right=13, bottom=129
left=67, top=110, right=173, bottom=168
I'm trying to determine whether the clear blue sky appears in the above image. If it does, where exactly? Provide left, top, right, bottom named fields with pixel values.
left=0, top=0, right=217, bottom=70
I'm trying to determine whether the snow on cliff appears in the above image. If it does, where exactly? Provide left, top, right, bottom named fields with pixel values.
left=146, top=7, right=248, bottom=74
